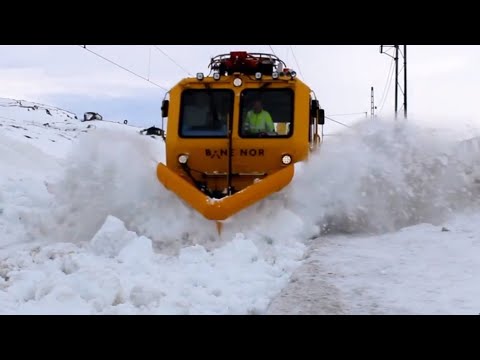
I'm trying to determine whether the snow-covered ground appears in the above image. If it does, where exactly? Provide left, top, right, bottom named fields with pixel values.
left=0, top=99, right=306, bottom=314
left=268, top=213, right=480, bottom=315
left=2, top=97, right=480, bottom=315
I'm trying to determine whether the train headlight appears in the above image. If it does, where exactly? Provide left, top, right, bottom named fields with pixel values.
left=233, top=78, right=243, bottom=87
left=255, top=72, right=262, bottom=80
left=272, top=72, right=279, bottom=79
left=281, top=154, right=292, bottom=165
left=213, top=72, right=221, bottom=81
left=196, top=73, right=204, bottom=81
left=178, top=154, right=189, bottom=164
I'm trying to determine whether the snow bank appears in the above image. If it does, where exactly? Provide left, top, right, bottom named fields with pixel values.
left=0, top=216, right=304, bottom=314
left=290, top=117, right=480, bottom=235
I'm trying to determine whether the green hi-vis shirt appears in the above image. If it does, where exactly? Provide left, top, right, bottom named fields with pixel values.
left=245, top=110, right=274, bottom=133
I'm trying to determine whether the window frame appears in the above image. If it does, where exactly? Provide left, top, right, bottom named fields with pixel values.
left=178, top=89, right=235, bottom=139
left=238, top=88, right=295, bottom=139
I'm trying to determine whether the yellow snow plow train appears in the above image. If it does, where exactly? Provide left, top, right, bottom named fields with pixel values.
left=157, top=51, right=324, bottom=221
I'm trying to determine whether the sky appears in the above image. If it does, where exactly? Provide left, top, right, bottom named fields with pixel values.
left=1, top=45, right=480, bottom=131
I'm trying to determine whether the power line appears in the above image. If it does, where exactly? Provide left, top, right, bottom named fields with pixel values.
left=379, top=69, right=395, bottom=114
left=77, top=45, right=169, bottom=91
left=378, top=58, right=395, bottom=110
left=325, top=116, right=351, bottom=128
left=327, top=112, right=367, bottom=117
left=152, top=45, right=192, bottom=76
left=379, top=59, right=396, bottom=114
left=147, top=45, right=152, bottom=80
left=267, top=45, right=277, bottom=56
left=289, top=45, right=305, bottom=80
left=379, top=68, right=395, bottom=114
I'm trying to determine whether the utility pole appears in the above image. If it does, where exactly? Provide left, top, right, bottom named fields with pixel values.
left=394, top=45, right=399, bottom=117
left=371, top=86, right=376, bottom=118
left=404, top=45, right=407, bottom=118
left=380, top=45, right=407, bottom=119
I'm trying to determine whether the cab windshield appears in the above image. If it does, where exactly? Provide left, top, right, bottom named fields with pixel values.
left=179, top=89, right=234, bottom=138
left=239, top=89, right=294, bottom=138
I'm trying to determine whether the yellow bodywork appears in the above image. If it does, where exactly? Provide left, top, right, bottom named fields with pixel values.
left=157, top=74, right=320, bottom=221
left=157, top=163, right=294, bottom=220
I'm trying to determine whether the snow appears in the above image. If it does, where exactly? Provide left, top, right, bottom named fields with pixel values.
left=2, top=98, right=480, bottom=314
left=271, top=212, right=480, bottom=315
left=0, top=214, right=304, bottom=315
left=289, top=120, right=480, bottom=235
left=0, top=99, right=305, bottom=314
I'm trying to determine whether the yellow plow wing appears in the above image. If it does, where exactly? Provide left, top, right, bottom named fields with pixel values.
left=157, top=164, right=294, bottom=221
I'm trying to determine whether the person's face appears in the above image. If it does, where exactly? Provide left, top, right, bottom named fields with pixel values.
left=253, top=101, right=262, bottom=113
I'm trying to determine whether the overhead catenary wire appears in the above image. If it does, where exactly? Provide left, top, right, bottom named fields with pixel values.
left=283, top=46, right=327, bottom=137
left=152, top=45, right=192, bottom=76
left=267, top=45, right=277, bottom=56
left=379, top=67, right=395, bottom=114
left=378, top=58, right=395, bottom=110
left=147, top=45, right=152, bottom=80
left=267, top=47, right=350, bottom=132
left=325, top=116, right=351, bottom=128
left=327, top=112, right=368, bottom=117
left=76, top=46, right=353, bottom=131
left=379, top=59, right=396, bottom=114
left=289, top=45, right=305, bottom=80
left=77, top=45, right=169, bottom=91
